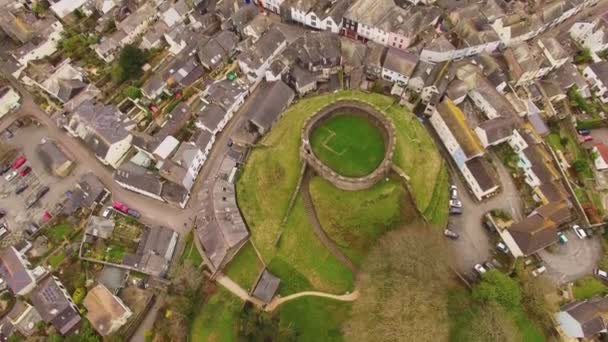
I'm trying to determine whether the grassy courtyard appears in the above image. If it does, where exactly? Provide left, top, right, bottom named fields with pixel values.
left=310, top=114, right=385, bottom=177
left=190, top=288, right=242, bottom=342
left=224, top=242, right=264, bottom=291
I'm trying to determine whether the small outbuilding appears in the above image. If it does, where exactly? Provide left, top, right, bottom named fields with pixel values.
left=251, top=269, right=280, bottom=304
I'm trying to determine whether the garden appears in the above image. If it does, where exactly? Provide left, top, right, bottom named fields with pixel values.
left=81, top=214, right=144, bottom=264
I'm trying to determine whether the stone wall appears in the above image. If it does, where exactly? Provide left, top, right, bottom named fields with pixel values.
left=300, top=100, right=396, bottom=191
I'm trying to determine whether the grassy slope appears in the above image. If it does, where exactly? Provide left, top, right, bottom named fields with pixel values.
left=181, top=232, right=203, bottom=267
left=310, top=114, right=385, bottom=177
left=573, top=276, right=608, bottom=300
left=278, top=296, right=352, bottom=342
left=224, top=242, right=264, bottom=291
left=309, top=176, right=406, bottom=266
left=268, top=197, right=354, bottom=295
left=190, top=288, right=242, bottom=342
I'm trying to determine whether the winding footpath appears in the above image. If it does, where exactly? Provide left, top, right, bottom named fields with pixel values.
left=265, top=289, right=359, bottom=312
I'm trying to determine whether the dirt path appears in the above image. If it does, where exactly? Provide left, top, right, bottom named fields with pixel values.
left=300, top=169, right=357, bottom=273
left=264, top=289, right=359, bottom=312
left=216, top=275, right=265, bottom=307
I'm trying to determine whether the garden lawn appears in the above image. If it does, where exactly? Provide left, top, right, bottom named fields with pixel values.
left=46, top=223, right=72, bottom=245
left=181, top=232, right=203, bottom=266
left=224, top=242, right=264, bottom=291
left=310, top=114, right=385, bottom=177
left=278, top=296, right=352, bottom=342
left=573, top=276, right=608, bottom=300
left=309, top=176, right=406, bottom=266
left=48, top=250, right=66, bottom=269
left=190, top=288, right=242, bottom=342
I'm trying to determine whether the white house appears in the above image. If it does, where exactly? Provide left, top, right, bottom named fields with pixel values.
left=0, top=86, right=20, bottom=118
left=11, top=21, right=64, bottom=67
left=570, top=21, right=608, bottom=54
left=172, top=142, right=206, bottom=192
left=381, top=48, right=418, bottom=86
left=50, top=0, right=91, bottom=21
left=237, top=28, right=287, bottom=84
left=256, top=0, right=284, bottom=14
left=583, top=61, right=608, bottom=103
left=593, top=143, right=608, bottom=171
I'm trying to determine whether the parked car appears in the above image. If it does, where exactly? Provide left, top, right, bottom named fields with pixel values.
left=4, top=170, right=18, bottom=181
left=15, top=183, right=28, bottom=195
left=577, top=128, right=591, bottom=136
left=25, top=222, right=40, bottom=237
left=496, top=242, right=509, bottom=254
left=532, top=266, right=547, bottom=277
left=101, top=207, right=113, bottom=218
left=0, top=225, right=8, bottom=239
left=573, top=225, right=587, bottom=239
left=127, top=208, right=141, bottom=219
left=25, top=186, right=49, bottom=209
left=483, top=262, right=495, bottom=270
left=0, top=164, right=10, bottom=175
left=444, top=228, right=459, bottom=240
left=558, top=231, right=568, bottom=244
left=483, top=219, right=496, bottom=233
left=579, top=135, right=593, bottom=143
left=450, top=185, right=458, bottom=200
left=595, top=269, right=608, bottom=282
left=18, top=166, right=31, bottom=177
left=112, top=201, right=129, bottom=214
left=449, top=206, right=463, bottom=215
left=474, top=264, right=487, bottom=275
left=11, top=156, right=26, bottom=170
left=449, top=199, right=463, bottom=208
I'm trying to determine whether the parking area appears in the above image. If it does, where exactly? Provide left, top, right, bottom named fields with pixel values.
left=538, top=230, right=602, bottom=284
left=0, top=123, right=90, bottom=241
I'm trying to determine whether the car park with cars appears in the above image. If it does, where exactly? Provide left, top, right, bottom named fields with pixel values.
left=558, top=231, right=568, bottom=244
left=11, top=156, right=26, bottom=169
left=531, top=266, right=546, bottom=277
left=25, top=186, right=49, bottom=209
left=18, top=166, right=31, bottom=177
left=4, top=170, right=18, bottom=182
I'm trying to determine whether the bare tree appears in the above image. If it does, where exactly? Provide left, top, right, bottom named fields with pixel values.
left=343, top=224, right=451, bottom=342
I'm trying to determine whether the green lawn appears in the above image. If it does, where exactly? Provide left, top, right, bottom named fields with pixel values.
left=422, top=164, right=450, bottom=227
left=45, top=223, right=72, bottom=245
left=48, top=250, right=66, bottom=269
left=181, top=232, right=203, bottom=267
left=190, top=288, right=242, bottom=342
left=105, top=245, right=126, bottom=263
left=573, top=276, right=608, bottom=300
left=278, top=296, right=352, bottom=342
left=309, top=176, right=406, bottom=266
left=310, top=114, right=385, bottom=177
left=224, top=242, right=264, bottom=291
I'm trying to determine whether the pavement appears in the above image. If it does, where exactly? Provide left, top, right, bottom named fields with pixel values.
left=538, top=230, right=602, bottom=284
left=447, top=152, right=524, bottom=277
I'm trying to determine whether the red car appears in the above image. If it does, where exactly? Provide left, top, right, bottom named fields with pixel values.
left=112, top=201, right=129, bottom=214
left=580, top=135, right=594, bottom=143
left=11, top=156, right=26, bottom=170
left=19, top=166, right=31, bottom=176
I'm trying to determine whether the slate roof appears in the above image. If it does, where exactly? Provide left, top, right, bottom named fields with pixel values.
left=71, top=101, right=132, bottom=144
left=382, top=48, right=418, bottom=77
left=0, top=246, right=34, bottom=295
left=465, top=157, right=497, bottom=192
left=85, top=216, right=115, bottom=240
left=196, top=103, right=226, bottom=133
left=247, top=80, right=295, bottom=133
left=97, top=266, right=128, bottom=294
left=78, top=172, right=106, bottom=207
left=560, top=297, right=608, bottom=338
left=114, top=162, right=163, bottom=197
left=197, top=30, right=238, bottom=69
left=205, top=79, right=248, bottom=111
left=237, top=27, right=286, bottom=71
left=123, top=226, right=178, bottom=277
left=37, top=139, right=71, bottom=171
left=252, top=269, right=280, bottom=304
left=589, top=61, right=608, bottom=84
left=31, top=275, right=81, bottom=336
left=154, top=102, right=193, bottom=142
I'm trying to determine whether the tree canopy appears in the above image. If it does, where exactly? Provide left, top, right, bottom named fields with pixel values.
left=472, top=270, right=521, bottom=310
left=343, top=224, right=451, bottom=341
left=112, top=45, right=147, bottom=83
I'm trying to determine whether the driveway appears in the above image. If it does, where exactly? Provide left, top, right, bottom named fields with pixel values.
left=447, top=152, right=524, bottom=276
left=538, top=230, right=602, bottom=284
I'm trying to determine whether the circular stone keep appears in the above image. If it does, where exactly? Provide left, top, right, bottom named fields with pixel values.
left=301, top=100, right=396, bottom=191
left=309, top=114, right=385, bottom=177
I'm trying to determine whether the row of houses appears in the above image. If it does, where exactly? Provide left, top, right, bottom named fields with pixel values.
left=253, top=0, right=600, bottom=63
left=0, top=245, right=134, bottom=338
